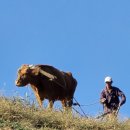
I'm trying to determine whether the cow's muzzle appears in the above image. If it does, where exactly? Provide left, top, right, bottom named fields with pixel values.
left=15, top=80, right=21, bottom=86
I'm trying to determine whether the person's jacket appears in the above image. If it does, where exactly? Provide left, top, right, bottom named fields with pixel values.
left=100, top=86, right=126, bottom=110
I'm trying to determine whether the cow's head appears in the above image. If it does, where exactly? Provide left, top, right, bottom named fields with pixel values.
left=15, top=64, right=40, bottom=87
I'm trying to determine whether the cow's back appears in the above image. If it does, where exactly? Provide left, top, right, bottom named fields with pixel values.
left=62, top=72, right=77, bottom=97
left=36, top=64, right=77, bottom=99
left=36, top=65, right=67, bottom=87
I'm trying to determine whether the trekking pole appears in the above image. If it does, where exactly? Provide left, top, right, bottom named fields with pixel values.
left=115, top=104, right=121, bottom=117
left=96, top=111, right=110, bottom=119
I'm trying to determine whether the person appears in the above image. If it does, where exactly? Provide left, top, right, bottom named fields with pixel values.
left=100, top=76, right=126, bottom=116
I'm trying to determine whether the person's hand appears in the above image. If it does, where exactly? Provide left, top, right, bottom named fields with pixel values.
left=100, top=98, right=106, bottom=103
left=118, top=102, right=122, bottom=107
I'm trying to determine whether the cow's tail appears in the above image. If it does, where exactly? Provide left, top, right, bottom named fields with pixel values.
left=71, top=77, right=77, bottom=101
left=72, top=77, right=77, bottom=90
left=68, top=78, right=77, bottom=107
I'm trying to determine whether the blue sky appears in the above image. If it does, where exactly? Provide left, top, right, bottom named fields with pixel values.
left=0, top=0, right=130, bottom=118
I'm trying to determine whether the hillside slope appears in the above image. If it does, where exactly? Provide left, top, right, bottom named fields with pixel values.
left=0, top=97, right=130, bottom=130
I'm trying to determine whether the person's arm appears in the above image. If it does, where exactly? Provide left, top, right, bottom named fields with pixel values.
left=117, top=88, right=126, bottom=106
left=100, top=90, right=107, bottom=104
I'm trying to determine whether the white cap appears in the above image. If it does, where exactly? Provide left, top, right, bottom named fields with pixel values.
left=104, top=76, right=112, bottom=83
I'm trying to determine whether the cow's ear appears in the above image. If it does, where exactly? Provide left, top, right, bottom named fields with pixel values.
left=31, top=67, right=40, bottom=76
left=66, top=72, right=72, bottom=76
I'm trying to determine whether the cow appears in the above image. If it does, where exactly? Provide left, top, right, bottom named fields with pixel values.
left=15, top=64, right=77, bottom=110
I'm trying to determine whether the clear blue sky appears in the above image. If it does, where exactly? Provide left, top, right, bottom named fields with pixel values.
left=0, top=0, right=130, bottom=118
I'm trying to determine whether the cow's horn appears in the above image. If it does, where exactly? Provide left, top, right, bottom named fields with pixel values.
left=29, top=64, right=35, bottom=69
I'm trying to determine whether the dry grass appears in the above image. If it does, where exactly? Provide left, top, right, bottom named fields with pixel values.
left=0, top=96, right=130, bottom=130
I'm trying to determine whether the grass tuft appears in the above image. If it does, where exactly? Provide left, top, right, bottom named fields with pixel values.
left=0, top=96, right=130, bottom=130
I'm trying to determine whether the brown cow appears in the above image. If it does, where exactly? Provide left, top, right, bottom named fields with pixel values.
left=15, top=64, right=77, bottom=109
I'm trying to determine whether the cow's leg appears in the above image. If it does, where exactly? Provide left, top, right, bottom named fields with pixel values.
left=67, top=99, right=73, bottom=107
left=35, top=93, right=43, bottom=107
left=31, top=86, right=43, bottom=108
left=62, top=99, right=72, bottom=113
left=61, top=99, right=67, bottom=111
left=33, top=91, right=43, bottom=107
left=64, top=98, right=73, bottom=112
left=47, top=100, right=54, bottom=109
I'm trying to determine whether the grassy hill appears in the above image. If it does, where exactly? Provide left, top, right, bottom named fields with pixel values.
left=0, top=96, right=130, bottom=130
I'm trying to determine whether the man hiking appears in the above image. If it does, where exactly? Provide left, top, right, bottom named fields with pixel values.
left=100, top=76, right=126, bottom=117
